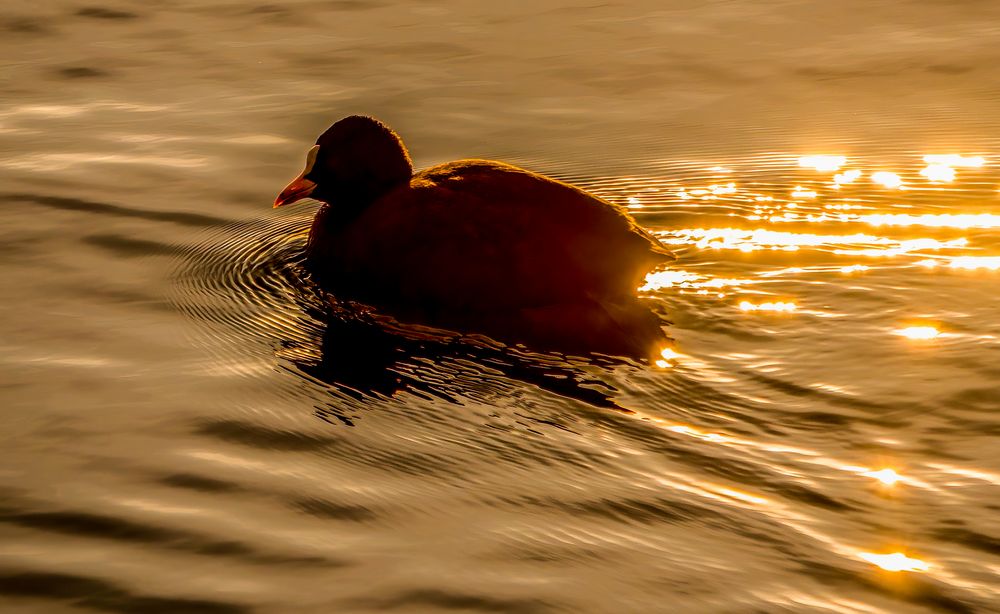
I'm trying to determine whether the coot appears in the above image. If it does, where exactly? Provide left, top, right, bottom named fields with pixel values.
left=274, top=116, right=673, bottom=358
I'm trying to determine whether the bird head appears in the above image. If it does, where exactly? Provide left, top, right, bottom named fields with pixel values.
left=274, top=115, right=413, bottom=209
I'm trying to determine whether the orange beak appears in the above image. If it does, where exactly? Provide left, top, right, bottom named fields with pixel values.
left=274, top=144, right=321, bottom=208
left=274, top=175, right=317, bottom=208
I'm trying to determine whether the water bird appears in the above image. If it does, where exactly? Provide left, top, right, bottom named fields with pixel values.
left=274, top=115, right=674, bottom=357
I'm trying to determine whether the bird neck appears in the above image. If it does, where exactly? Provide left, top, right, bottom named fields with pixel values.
left=310, top=201, right=359, bottom=239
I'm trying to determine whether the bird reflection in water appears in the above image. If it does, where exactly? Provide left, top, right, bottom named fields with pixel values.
left=280, top=289, right=652, bottom=425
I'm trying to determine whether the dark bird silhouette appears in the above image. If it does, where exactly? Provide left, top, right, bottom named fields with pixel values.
left=274, top=115, right=673, bottom=358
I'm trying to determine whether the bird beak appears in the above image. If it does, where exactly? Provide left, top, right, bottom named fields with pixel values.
left=274, top=145, right=320, bottom=208
left=274, top=175, right=317, bottom=208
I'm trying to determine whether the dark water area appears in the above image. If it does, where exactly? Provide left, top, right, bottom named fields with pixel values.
left=4, top=1, right=1000, bottom=612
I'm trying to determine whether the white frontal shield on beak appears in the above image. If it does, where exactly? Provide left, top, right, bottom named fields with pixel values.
left=274, top=145, right=321, bottom=208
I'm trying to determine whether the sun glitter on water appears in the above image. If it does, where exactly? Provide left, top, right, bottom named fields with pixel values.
left=858, top=552, right=930, bottom=573
left=841, top=264, right=869, bottom=274
left=862, top=468, right=901, bottom=486
left=833, top=169, right=862, bottom=187
left=790, top=186, right=817, bottom=199
left=895, top=326, right=940, bottom=340
left=871, top=171, right=905, bottom=189
left=923, top=154, right=985, bottom=168
left=798, top=155, right=846, bottom=172
left=739, top=301, right=797, bottom=313
left=950, top=256, right=1000, bottom=270
left=920, top=164, right=956, bottom=183
left=655, top=347, right=683, bottom=369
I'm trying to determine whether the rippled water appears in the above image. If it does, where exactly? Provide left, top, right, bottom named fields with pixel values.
left=4, top=1, right=1000, bottom=612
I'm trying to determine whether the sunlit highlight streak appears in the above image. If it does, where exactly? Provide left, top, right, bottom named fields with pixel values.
left=836, top=464, right=932, bottom=488
left=627, top=196, right=643, bottom=208
left=769, top=212, right=801, bottom=223
left=643, top=437, right=931, bottom=582
left=925, top=463, right=1000, bottom=487
left=226, top=135, right=290, bottom=145
left=640, top=270, right=699, bottom=290
left=923, top=154, right=985, bottom=168
left=798, top=155, right=847, bottom=172
left=1, top=152, right=208, bottom=171
left=767, top=592, right=888, bottom=614
left=715, top=487, right=769, bottom=506
left=105, top=133, right=291, bottom=146
left=895, top=326, right=940, bottom=340
left=841, top=265, right=869, bottom=274
left=697, top=278, right=747, bottom=288
left=185, top=449, right=318, bottom=478
left=949, top=256, right=1000, bottom=270
left=115, top=498, right=206, bottom=516
left=640, top=269, right=751, bottom=292
left=857, top=213, right=1000, bottom=229
left=833, top=169, right=862, bottom=186
left=920, top=164, right=956, bottom=183
left=772, top=212, right=1000, bottom=230
left=632, top=415, right=944, bottom=501
left=654, top=347, right=683, bottom=369
left=613, top=423, right=948, bottom=589
left=871, top=171, right=904, bottom=189
left=756, top=267, right=804, bottom=278
left=613, top=376, right=945, bottom=491
left=664, top=228, right=886, bottom=250
left=861, top=468, right=901, bottom=486
left=834, top=238, right=967, bottom=258
left=858, top=552, right=930, bottom=573
left=670, top=424, right=939, bottom=491
left=739, top=301, right=797, bottom=313
left=647, top=471, right=781, bottom=526
left=0, top=101, right=169, bottom=119
left=790, top=187, right=817, bottom=199
left=662, top=228, right=966, bottom=258
left=710, top=183, right=737, bottom=195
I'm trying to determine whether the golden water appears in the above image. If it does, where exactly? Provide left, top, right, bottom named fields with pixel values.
left=2, top=1, right=1000, bottom=612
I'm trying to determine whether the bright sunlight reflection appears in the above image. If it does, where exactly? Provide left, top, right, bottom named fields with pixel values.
left=655, top=347, right=683, bottom=369
left=833, top=169, right=862, bottom=186
left=895, top=326, right=940, bottom=340
left=640, top=269, right=750, bottom=292
left=798, top=155, right=846, bottom=172
left=920, top=164, right=956, bottom=183
left=949, top=256, right=1000, bottom=270
left=858, top=552, right=930, bottom=573
left=857, top=213, right=1000, bottom=229
left=840, top=264, right=869, bottom=274
left=923, top=154, right=985, bottom=168
left=663, top=228, right=966, bottom=257
left=862, top=468, right=901, bottom=486
left=640, top=270, right=700, bottom=290
left=871, top=171, right=905, bottom=189
left=739, top=301, right=797, bottom=313
left=791, top=186, right=817, bottom=199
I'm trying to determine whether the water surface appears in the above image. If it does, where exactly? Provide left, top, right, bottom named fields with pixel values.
left=3, top=1, right=1000, bottom=612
